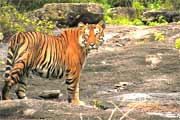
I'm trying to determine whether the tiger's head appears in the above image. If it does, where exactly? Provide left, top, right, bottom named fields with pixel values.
left=78, top=20, right=105, bottom=51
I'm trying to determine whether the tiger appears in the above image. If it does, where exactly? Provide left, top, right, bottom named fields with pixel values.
left=1, top=20, right=105, bottom=105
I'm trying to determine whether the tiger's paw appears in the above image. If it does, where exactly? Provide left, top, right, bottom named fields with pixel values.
left=71, top=99, right=85, bottom=106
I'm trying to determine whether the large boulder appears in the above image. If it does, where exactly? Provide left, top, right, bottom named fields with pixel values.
left=142, top=10, right=180, bottom=23
left=110, top=7, right=137, bottom=20
left=31, top=3, right=104, bottom=27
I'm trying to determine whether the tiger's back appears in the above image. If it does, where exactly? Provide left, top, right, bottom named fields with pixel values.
left=2, top=21, right=105, bottom=105
left=6, top=32, right=65, bottom=78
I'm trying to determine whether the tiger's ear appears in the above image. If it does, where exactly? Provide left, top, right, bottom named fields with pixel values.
left=78, top=22, right=85, bottom=30
left=98, top=20, right=105, bottom=29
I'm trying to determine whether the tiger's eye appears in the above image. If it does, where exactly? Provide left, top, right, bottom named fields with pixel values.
left=94, top=28, right=100, bottom=35
left=84, top=29, right=90, bottom=35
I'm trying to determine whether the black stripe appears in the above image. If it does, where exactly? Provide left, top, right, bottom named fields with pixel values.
left=5, top=66, right=11, bottom=71
left=58, top=71, right=64, bottom=79
left=41, top=62, right=47, bottom=70
left=17, top=89, right=26, bottom=93
left=11, top=69, right=21, bottom=77
left=11, top=75, right=18, bottom=83
left=51, top=68, right=56, bottom=77
left=47, top=38, right=53, bottom=67
left=4, top=73, right=9, bottom=78
left=66, top=79, right=75, bottom=85
left=29, top=32, right=35, bottom=42
left=6, top=60, right=12, bottom=66
left=67, top=87, right=74, bottom=92
left=35, top=39, right=46, bottom=65
left=47, top=67, right=51, bottom=78
left=7, top=53, right=13, bottom=60
left=39, top=43, right=48, bottom=67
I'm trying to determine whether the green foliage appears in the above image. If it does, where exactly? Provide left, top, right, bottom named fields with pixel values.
left=104, top=15, right=144, bottom=25
left=0, top=60, right=5, bottom=65
left=154, top=33, right=165, bottom=41
left=147, top=0, right=163, bottom=10
left=147, top=15, right=168, bottom=26
left=175, top=38, right=180, bottom=49
left=108, top=0, right=177, bottom=9
left=169, top=0, right=180, bottom=10
left=132, top=1, right=145, bottom=11
left=0, top=5, right=25, bottom=34
left=0, top=32, right=4, bottom=42
left=132, top=1, right=145, bottom=18
left=157, top=15, right=168, bottom=23
left=31, top=18, right=55, bottom=34
left=0, top=5, right=56, bottom=36
left=5, top=0, right=180, bottom=12
left=0, top=0, right=8, bottom=5
left=102, top=0, right=144, bottom=25
left=146, top=0, right=173, bottom=10
left=132, top=18, right=144, bottom=25
left=106, top=16, right=131, bottom=25
left=7, top=0, right=108, bottom=11
left=0, top=0, right=178, bottom=36
left=103, top=0, right=171, bottom=26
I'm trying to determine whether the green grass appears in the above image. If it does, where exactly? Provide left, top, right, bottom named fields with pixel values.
left=154, top=33, right=165, bottom=41
left=175, top=38, right=180, bottom=49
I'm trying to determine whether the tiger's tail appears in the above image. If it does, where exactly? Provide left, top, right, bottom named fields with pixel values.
left=4, top=33, right=19, bottom=81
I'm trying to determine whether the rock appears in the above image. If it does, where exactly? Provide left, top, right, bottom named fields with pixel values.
left=92, top=99, right=114, bottom=110
left=112, top=0, right=133, bottom=7
left=111, top=7, right=137, bottom=20
left=111, top=23, right=180, bottom=45
left=23, top=108, right=37, bottom=116
left=114, top=82, right=133, bottom=90
left=39, top=90, right=61, bottom=99
left=31, top=3, right=104, bottom=27
left=147, top=112, right=180, bottom=119
left=142, top=10, right=180, bottom=23
left=0, top=99, right=119, bottom=119
left=114, top=82, right=130, bottom=88
left=145, top=53, right=162, bottom=69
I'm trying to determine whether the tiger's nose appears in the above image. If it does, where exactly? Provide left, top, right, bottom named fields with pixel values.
left=89, top=43, right=95, bottom=46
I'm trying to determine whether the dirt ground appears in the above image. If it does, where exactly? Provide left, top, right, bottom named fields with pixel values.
left=0, top=24, right=180, bottom=120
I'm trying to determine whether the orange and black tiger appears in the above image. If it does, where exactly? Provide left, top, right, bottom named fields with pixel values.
left=1, top=20, right=105, bottom=105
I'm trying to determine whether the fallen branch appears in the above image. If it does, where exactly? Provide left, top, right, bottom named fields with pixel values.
left=108, top=107, right=117, bottom=120
left=120, top=101, right=146, bottom=120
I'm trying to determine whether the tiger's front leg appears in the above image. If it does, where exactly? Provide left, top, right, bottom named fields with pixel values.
left=65, top=69, right=85, bottom=105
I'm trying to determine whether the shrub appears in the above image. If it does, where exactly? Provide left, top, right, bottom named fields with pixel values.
left=132, top=18, right=144, bottom=25
left=0, top=5, right=56, bottom=39
left=147, top=15, right=168, bottom=26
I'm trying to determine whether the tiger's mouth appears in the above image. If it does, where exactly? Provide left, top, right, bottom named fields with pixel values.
left=87, top=47, right=98, bottom=52
left=88, top=43, right=98, bottom=49
left=87, top=40, right=104, bottom=51
left=79, top=35, right=105, bottom=51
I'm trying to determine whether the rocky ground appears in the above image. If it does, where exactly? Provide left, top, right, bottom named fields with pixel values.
left=0, top=23, right=180, bottom=120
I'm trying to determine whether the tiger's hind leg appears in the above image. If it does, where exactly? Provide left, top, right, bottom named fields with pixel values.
left=2, top=61, right=27, bottom=100
left=15, top=78, right=27, bottom=99
left=1, top=80, right=14, bottom=100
